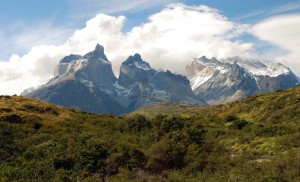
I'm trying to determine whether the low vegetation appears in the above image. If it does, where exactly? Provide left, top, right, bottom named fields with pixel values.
left=1, top=86, right=300, bottom=181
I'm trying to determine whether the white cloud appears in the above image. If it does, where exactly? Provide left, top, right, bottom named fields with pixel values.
left=0, top=3, right=254, bottom=95
left=66, top=4, right=253, bottom=74
left=0, top=45, right=68, bottom=95
left=252, top=14, right=300, bottom=75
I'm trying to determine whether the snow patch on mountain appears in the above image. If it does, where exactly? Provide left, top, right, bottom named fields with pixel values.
left=186, top=56, right=299, bottom=105
left=113, top=81, right=125, bottom=90
left=79, top=78, right=95, bottom=92
left=196, top=57, right=229, bottom=74
left=190, top=75, right=213, bottom=90
left=223, top=57, right=291, bottom=77
left=73, top=59, right=88, bottom=72
left=133, top=62, right=151, bottom=70
left=188, top=57, right=294, bottom=92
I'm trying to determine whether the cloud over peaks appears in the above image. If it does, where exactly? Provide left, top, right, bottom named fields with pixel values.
left=252, top=14, right=300, bottom=75
left=0, top=4, right=254, bottom=95
left=67, top=3, right=253, bottom=74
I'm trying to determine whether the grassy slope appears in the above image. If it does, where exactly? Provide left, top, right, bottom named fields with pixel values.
left=0, top=86, right=300, bottom=181
left=136, top=86, right=300, bottom=153
left=136, top=86, right=300, bottom=123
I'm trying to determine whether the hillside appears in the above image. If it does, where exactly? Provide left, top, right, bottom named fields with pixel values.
left=1, top=86, right=300, bottom=181
left=136, top=85, right=300, bottom=123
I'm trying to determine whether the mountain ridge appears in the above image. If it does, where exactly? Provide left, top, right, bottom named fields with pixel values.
left=23, top=44, right=298, bottom=113
left=186, top=56, right=299, bottom=105
left=24, top=44, right=207, bottom=114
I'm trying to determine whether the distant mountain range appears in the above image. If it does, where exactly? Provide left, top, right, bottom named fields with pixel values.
left=186, top=56, right=299, bottom=105
left=23, top=44, right=299, bottom=114
left=24, top=44, right=206, bottom=114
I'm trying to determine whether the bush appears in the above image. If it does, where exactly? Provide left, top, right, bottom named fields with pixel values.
left=160, top=116, right=184, bottom=133
left=53, top=158, right=74, bottom=170
left=127, top=114, right=152, bottom=133
left=225, top=115, right=239, bottom=122
left=146, top=137, right=186, bottom=172
left=0, top=114, right=23, bottom=124
left=231, top=120, right=249, bottom=130
left=79, top=141, right=109, bottom=175
left=185, top=123, right=206, bottom=145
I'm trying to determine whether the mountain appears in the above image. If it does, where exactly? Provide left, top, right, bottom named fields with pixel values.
left=186, top=56, right=299, bottom=105
left=25, top=45, right=124, bottom=114
left=2, top=85, right=300, bottom=181
left=24, top=45, right=206, bottom=114
left=53, top=44, right=117, bottom=93
left=116, top=53, right=206, bottom=112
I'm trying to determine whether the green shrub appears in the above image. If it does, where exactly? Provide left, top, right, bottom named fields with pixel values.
left=127, top=114, right=152, bottom=132
left=225, top=115, right=239, bottom=122
left=231, top=120, right=249, bottom=130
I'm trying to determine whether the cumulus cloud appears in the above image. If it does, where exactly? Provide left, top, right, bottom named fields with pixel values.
left=0, top=45, right=68, bottom=95
left=66, top=4, right=253, bottom=74
left=0, top=3, right=254, bottom=95
left=252, top=14, right=300, bottom=75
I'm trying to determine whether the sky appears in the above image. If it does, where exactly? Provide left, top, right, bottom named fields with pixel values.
left=0, top=0, right=300, bottom=95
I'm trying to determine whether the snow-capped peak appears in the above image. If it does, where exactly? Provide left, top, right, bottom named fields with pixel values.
left=133, top=62, right=151, bottom=71
left=197, top=57, right=230, bottom=74
left=185, top=56, right=298, bottom=105
left=54, top=58, right=88, bottom=77
left=82, top=44, right=111, bottom=64
left=123, top=53, right=152, bottom=71
left=186, top=57, right=229, bottom=79
left=222, top=57, right=291, bottom=77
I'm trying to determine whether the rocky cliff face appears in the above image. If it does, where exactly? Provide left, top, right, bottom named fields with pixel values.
left=25, top=80, right=125, bottom=114
left=24, top=45, right=207, bottom=114
left=115, top=54, right=206, bottom=111
left=118, top=53, right=156, bottom=86
left=52, top=44, right=117, bottom=94
left=186, top=56, right=299, bottom=104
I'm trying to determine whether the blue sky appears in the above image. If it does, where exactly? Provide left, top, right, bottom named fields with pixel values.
left=0, top=0, right=300, bottom=94
left=0, top=0, right=299, bottom=59
left=0, top=0, right=299, bottom=51
left=1, top=0, right=299, bottom=25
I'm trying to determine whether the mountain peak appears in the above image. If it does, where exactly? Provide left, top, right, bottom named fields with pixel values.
left=94, top=44, right=105, bottom=55
left=118, top=54, right=156, bottom=86
left=92, top=43, right=105, bottom=57
left=95, top=43, right=104, bottom=50
left=60, top=54, right=82, bottom=64
left=199, top=56, right=207, bottom=60
left=83, top=44, right=108, bottom=61
left=222, top=57, right=291, bottom=77
left=132, top=53, right=142, bottom=60
left=124, top=53, right=143, bottom=64
left=122, top=53, right=152, bottom=71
